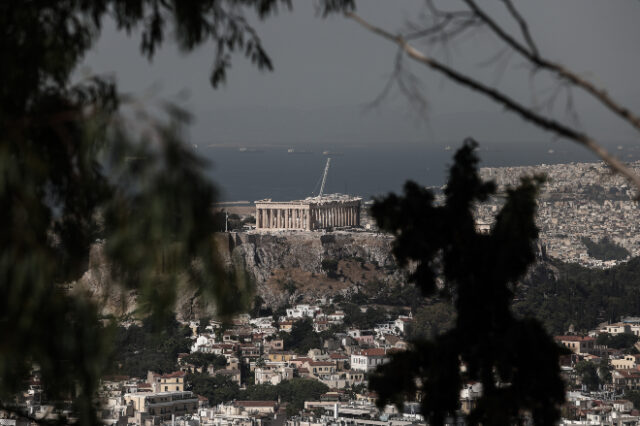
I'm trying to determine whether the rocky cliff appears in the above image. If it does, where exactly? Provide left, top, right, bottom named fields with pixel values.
left=77, top=231, right=401, bottom=320
left=76, top=231, right=559, bottom=321
left=220, top=231, right=400, bottom=308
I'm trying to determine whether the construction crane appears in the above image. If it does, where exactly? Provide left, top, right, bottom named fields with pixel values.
left=317, top=158, right=331, bottom=199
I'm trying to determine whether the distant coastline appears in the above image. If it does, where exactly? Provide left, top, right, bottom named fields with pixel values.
left=202, top=141, right=638, bottom=201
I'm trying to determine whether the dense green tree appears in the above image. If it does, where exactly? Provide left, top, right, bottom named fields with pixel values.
left=283, top=318, right=322, bottom=354
left=342, top=303, right=388, bottom=329
left=598, top=356, right=612, bottom=385
left=240, top=378, right=329, bottom=416
left=597, top=333, right=638, bottom=350
left=369, top=141, right=567, bottom=426
left=108, top=316, right=191, bottom=378
left=625, top=390, right=640, bottom=409
left=513, top=258, right=640, bottom=335
left=574, top=361, right=600, bottom=391
left=321, top=258, right=339, bottom=279
left=180, top=353, right=227, bottom=370
left=580, top=236, right=630, bottom=261
left=408, top=302, right=456, bottom=340
left=187, top=373, right=241, bottom=405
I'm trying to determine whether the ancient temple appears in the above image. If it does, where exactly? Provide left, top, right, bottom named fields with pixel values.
left=255, top=195, right=361, bottom=231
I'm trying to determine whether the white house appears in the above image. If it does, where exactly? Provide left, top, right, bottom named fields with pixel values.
left=286, top=304, right=321, bottom=319
left=350, top=348, right=390, bottom=372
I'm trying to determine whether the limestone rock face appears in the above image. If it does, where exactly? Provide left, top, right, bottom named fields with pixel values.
left=222, top=232, right=395, bottom=281
left=75, top=231, right=400, bottom=320
left=219, top=231, right=399, bottom=309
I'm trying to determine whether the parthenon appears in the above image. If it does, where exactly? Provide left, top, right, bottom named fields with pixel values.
left=255, top=195, right=361, bottom=231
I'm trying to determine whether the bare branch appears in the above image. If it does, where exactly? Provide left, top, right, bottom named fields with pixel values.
left=501, top=0, right=538, bottom=56
left=345, top=11, right=640, bottom=194
left=463, top=0, right=640, bottom=134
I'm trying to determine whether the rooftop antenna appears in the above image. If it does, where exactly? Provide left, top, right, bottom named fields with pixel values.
left=318, top=158, right=331, bottom=199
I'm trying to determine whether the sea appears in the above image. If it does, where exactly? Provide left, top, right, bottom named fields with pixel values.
left=199, top=140, right=640, bottom=202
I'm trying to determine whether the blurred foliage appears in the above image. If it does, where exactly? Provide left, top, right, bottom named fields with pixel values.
left=369, top=140, right=566, bottom=426
left=0, top=0, right=355, bottom=424
left=107, top=317, right=191, bottom=378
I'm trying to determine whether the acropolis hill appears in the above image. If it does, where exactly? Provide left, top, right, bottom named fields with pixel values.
left=75, top=160, right=640, bottom=319
left=77, top=231, right=401, bottom=320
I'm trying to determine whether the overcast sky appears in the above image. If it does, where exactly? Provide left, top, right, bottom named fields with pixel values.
left=81, top=0, right=640, bottom=149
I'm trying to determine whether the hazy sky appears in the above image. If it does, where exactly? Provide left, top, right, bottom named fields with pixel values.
left=81, top=1, right=640, bottom=149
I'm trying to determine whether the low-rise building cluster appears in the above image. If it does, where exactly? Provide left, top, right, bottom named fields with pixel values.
left=476, top=161, right=640, bottom=267
left=39, top=303, right=433, bottom=426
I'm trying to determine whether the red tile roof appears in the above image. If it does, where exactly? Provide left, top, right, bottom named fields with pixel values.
left=329, top=353, right=349, bottom=359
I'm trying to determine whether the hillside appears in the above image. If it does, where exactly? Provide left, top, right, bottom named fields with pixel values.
left=76, top=231, right=404, bottom=320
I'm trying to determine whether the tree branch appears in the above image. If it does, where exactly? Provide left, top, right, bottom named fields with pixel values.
left=463, top=0, right=640, bottom=134
left=501, top=0, right=538, bottom=57
left=345, top=11, right=640, bottom=195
